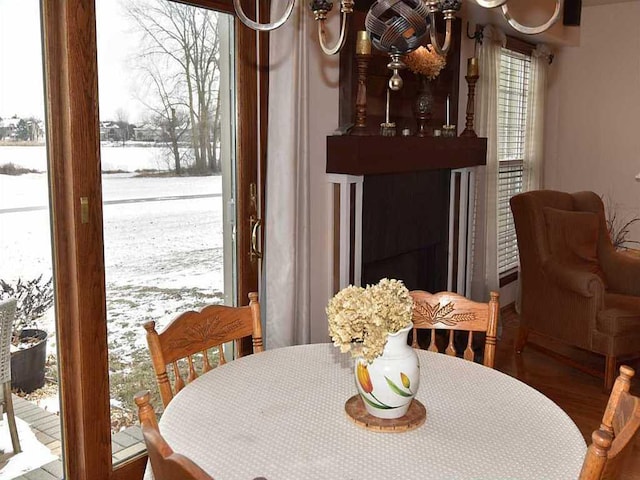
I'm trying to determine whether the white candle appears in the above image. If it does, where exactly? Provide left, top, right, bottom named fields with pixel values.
left=356, top=30, right=372, bottom=55
left=446, top=94, right=450, bottom=126
left=386, top=88, right=390, bottom=124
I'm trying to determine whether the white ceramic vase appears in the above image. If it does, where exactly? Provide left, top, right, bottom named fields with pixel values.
left=354, top=322, right=420, bottom=419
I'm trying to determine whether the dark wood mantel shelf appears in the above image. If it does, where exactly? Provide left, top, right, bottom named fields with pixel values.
left=326, top=135, right=487, bottom=176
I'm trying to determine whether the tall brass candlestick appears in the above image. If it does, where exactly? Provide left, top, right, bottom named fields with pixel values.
left=460, top=74, right=479, bottom=137
left=461, top=57, right=479, bottom=138
left=353, top=31, right=372, bottom=134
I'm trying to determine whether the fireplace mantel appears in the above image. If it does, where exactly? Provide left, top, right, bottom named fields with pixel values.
left=326, top=135, right=487, bottom=175
left=326, top=134, right=487, bottom=298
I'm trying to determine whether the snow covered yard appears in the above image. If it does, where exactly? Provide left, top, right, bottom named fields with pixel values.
left=1, top=145, right=227, bottom=428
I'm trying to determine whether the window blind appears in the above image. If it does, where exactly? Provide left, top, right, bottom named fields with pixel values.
left=497, top=48, right=530, bottom=275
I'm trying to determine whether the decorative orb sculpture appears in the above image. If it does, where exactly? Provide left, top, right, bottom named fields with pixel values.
left=365, top=0, right=430, bottom=55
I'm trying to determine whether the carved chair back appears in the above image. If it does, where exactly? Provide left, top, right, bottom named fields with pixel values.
left=135, top=390, right=214, bottom=480
left=144, top=292, right=263, bottom=407
left=579, top=366, right=640, bottom=480
left=410, top=290, right=500, bottom=368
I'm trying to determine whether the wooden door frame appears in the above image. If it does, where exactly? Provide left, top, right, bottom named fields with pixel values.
left=41, top=0, right=267, bottom=478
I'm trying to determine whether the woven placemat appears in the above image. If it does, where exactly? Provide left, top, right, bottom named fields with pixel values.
left=344, top=395, right=426, bottom=432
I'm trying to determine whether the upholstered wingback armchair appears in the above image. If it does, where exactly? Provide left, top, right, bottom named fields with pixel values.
left=510, top=190, right=640, bottom=390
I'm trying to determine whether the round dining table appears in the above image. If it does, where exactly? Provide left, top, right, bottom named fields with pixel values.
left=144, top=343, right=587, bottom=480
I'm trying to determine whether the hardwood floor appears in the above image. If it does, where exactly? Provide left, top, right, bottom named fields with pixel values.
left=496, top=305, right=640, bottom=479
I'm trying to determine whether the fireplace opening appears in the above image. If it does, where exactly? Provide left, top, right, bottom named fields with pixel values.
left=361, top=170, right=449, bottom=292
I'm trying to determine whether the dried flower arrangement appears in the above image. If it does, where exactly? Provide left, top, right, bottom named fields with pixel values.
left=403, top=45, right=447, bottom=80
left=327, top=278, right=413, bottom=363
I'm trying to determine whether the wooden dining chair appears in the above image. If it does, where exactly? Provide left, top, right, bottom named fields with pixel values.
left=135, top=390, right=214, bottom=480
left=410, top=290, right=500, bottom=368
left=144, top=292, right=263, bottom=407
left=579, top=365, right=640, bottom=480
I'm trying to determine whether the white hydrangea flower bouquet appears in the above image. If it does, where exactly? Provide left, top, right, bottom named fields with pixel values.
left=326, top=278, right=413, bottom=363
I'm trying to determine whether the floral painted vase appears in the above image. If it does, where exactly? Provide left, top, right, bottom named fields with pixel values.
left=354, top=322, right=420, bottom=419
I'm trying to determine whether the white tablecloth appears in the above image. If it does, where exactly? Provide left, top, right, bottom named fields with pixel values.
left=144, top=343, right=586, bottom=480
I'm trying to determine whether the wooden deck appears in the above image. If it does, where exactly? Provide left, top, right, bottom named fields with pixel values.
left=4, top=395, right=145, bottom=479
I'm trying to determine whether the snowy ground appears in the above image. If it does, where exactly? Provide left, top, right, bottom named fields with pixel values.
left=0, top=417, right=57, bottom=478
left=0, top=144, right=227, bottom=418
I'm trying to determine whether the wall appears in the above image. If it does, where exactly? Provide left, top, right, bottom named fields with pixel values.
left=544, top=2, right=640, bottom=242
left=456, top=3, right=640, bottom=308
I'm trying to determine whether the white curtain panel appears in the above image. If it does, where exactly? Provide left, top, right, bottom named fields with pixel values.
left=523, top=44, right=551, bottom=191
left=516, top=44, right=551, bottom=314
left=263, top=1, right=312, bottom=348
left=470, top=25, right=505, bottom=301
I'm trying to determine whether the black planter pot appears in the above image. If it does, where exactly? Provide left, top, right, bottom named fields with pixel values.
left=11, top=328, right=48, bottom=394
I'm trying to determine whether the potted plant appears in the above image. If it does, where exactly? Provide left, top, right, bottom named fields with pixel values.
left=602, top=194, right=640, bottom=251
left=0, top=275, right=54, bottom=393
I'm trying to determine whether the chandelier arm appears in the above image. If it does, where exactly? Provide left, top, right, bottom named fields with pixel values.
left=317, top=11, right=351, bottom=55
left=501, top=0, right=563, bottom=35
left=475, top=0, right=508, bottom=7
left=428, top=14, right=453, bottom=56
left=233, top=0, right=295, bottom=32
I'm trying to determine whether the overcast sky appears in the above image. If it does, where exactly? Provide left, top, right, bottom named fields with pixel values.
left=0, top=0, right=142, bottom=122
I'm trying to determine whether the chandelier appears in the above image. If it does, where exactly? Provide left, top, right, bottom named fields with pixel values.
left=233, top=0, right=563, bottom=56
left=476, top=0, right=563, bottom=36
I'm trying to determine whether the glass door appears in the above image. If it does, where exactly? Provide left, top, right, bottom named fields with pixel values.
left=94, top=0, right=239, bottom=464
left=38, top=0, right=264, bottom=477
left=0, top=2, right=62, bottom=478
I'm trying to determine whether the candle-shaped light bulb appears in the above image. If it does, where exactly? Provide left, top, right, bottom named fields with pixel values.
left=446, top=94, right=450, bottom=126
left=356, top=30, right=371, bottom=55
left=467, top=57, right=479, bottom=77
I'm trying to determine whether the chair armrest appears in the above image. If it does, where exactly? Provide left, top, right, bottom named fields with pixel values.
left=542, top=261, right=605, bottom=298
left=601, top=250, right=640, bottom=296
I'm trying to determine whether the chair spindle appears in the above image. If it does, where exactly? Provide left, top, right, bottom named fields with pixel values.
left=445, top=331, right=456, bottom=357
left=428, top=330, right=438, bottom=352
left=202, top=349, right=213, bottom=373
left=600, top=365, right=634, bottom=435
left=187, top=355, right=198, bottom=383
left=172, top=362, right=185, bottom=393
left=464, top=332, right=474, bottom=362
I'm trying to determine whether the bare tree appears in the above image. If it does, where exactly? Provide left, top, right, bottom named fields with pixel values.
left=136, top=60, right=190, bottom=173
left=126, top=0, right=222, bottom=173
left=115, top=108, right=130, bottom=145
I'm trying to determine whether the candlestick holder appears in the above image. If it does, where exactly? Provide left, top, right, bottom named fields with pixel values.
left=460, top=74, right=479, bottom=138
left=413, top=75, right=433, bottom=137
left=353, top=52, right=372, bottom=135
left=380, top=122, right=396, bottom=136
left=442, top=124, right=456, bottom=138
